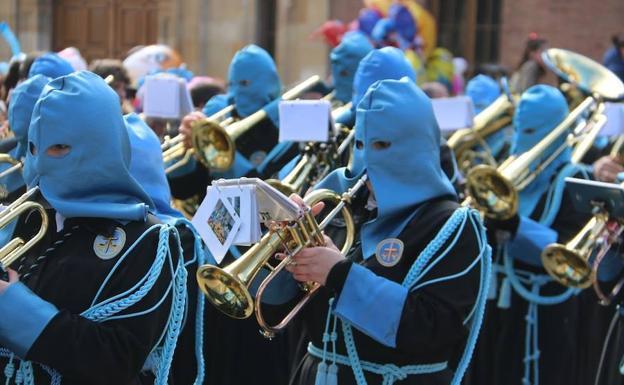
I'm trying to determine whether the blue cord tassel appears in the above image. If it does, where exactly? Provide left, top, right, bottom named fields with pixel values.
left=497, top=277, right=511, bottom=309
left=326, top=363, right=338, bottom=385
left=487, top=268, right=498, bottom=300
left=315, top=362, right=328, bottom=385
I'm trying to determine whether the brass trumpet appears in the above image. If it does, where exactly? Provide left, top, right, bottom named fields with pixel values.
left=464, top=48, right=624, bottom=220
left=0, top=154, right=23, bottom=199
left=448, top=93, right=516, bottom=174
left=0, top=187, right=48, bottom=271
left=196, top=175, right=367, bottom=338
left=541, top=211, right=608, bottom=289
left=190, top=75, right=322, bottom=172
left=162, top=105, right=235, bottom=174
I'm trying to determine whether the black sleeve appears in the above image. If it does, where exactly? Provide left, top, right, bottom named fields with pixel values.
left=167, top=161, right=211, bottom=200
left=325, top=259, right=353, bottom=294
left=439, top=143, right=458, bottom=182
left=26, top=231, right=178, bottom=385
left=394, top=214, right=482, bottom=355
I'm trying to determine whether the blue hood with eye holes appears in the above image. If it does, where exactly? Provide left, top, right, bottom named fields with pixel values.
left=330, top=32, right=373, bottom=104
left=318, top=77, right=455, bottom=259
left=26, top=71, right=153, bottom=221
left=228, top=44, right=281, bottom=119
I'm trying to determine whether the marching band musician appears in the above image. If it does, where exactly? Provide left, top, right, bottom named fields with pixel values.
left=0, top=71, right=186, bottom=385
left=172, top=44, right=299, bottom=203
left=329, top=32, right=373, bottom=107
left=283, top=77, right=491, bottom=385
left=126, top=113, right=210, bottom=385
left=174, top=44, right=301, bottom=385
left=465, top=74, right=514, bottom=163
left=469, top=85, right=591, bottom=385
left=333, top=46, right=460, bottom=189
left=0, top=75, right=48, bottom=203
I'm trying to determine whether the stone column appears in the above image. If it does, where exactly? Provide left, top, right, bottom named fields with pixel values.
left=274, top=0, right=330, bottom=86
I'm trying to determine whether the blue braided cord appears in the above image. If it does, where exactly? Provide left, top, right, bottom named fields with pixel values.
left=163, top=217, right=207, bottom=385
left=154, top=258, right=187, bottom=385
left=321, top=298, right=336, bottom=365
left=403, top=208, right=492, bottom=385
left=1, top=225, right=184, bottom=385
left=402, top=208, right=471, bottom=286
left=144, top=230, right=184, bottom=369
left=451, top=212, right=492, bottom=385
left=168, top=217, right=207, bottom=385
left=404, top=214, right=468, bottom=288
left=502, top=252, right=577, bottom=305
left=330, top=306, right=339, bottom=366
left=335, top=207, right=491, bottom=385
left=308, top=342, right=448, bottom=385
left=82, top=225, right=174, bottom=321
left=86, top=224, right=167, bottom=310
left=539, top=163, right=586, bottom=227
left=0, top=349, right=61, bottom=385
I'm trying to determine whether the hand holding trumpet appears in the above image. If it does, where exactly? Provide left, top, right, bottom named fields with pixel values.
left=278, top=194, right=346, bottom=286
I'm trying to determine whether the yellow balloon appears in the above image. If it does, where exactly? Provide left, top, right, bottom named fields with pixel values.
left=361, top=0, right=437, bottom=59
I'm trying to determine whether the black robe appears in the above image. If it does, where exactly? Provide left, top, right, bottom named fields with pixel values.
left=467, top=169, right=591, bottom=385
left=285, top=197, right=483, bottom=385
left=167, top=112, right=298, bottom=201
left=0, top=202, right=180, bottom=385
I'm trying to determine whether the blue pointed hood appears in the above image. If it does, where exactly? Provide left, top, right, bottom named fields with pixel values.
left=126, top=113, right=183, bottom=223
left=26, top=71, right=153, bottom=221
left=322, top=78, right=455, bottom=259
left=28, top=53, right=74, bottom=79
left=315, top=48, right=418, bottom=193
left=511, top=85, right=569, bottom=217
left=228, top=44, right=281, bottom=119
left=352, top=47, right=416, bottom=108
left=466, top=74, right=500, bottom=114
left=3, top=75, right=49, bottom=193
left=330, top=32, right=373, bottom=103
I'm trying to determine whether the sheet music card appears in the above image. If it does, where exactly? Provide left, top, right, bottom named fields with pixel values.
left=192, top=186, right=241, bottom=263
left=192, top=178, right=303, bottom=261
left=431, top=96, right=475, bottom=133
left=278, top=100, right=332, bottom=142
left=143, top=74, right=194, bottom=119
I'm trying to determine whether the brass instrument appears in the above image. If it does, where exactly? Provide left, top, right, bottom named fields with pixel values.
left=196, top=175, right=367, bottom=338
left=162, top=105, right=235, bottom=175
left=190, top=75, right=322, bottom=172
left=541, top=211, right=608, bottom=289
left=464, top=48, right=624, bottom=220
left=0, top=187, right=48, bottom=271
left=448, top=93, right=515, bottom=174
left=266, top=102, right=354, bottom=196
left=0, top=154, right=23, bottom=199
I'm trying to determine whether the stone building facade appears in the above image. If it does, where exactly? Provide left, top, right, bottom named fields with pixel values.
left=0, top=0, right=622, bottom=85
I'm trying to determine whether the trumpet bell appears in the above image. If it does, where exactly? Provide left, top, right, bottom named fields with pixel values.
left=465, top=164, right=518, bottom=220
left=196, top=264, right=254, bottom=319
left=191, top=119, right=235, bottom=171
left=542, top=48, right=624, bottom=101
left=541, top=244, right=593, bottom=289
